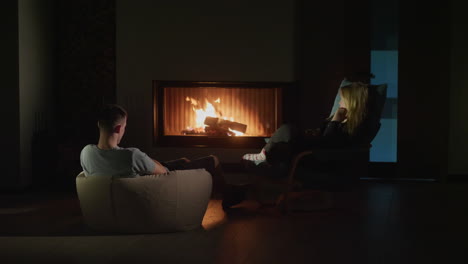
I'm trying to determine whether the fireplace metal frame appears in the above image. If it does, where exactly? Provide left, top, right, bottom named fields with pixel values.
left=153, top=80, right=291, bottom=148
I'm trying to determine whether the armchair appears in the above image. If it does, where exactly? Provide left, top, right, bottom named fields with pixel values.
left=250, top=80, right=387, bottom=213
left=76, top=169, right=212, bottom=233
left=277, top=80, right=387, bottom=213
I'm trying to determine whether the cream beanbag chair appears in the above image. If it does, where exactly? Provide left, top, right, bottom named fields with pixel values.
left=76, top=169, right=212, bottom=233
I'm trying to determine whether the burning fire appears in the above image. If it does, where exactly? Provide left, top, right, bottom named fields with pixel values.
left=228, top=128, right=244, bottom=136
left=185, top=97, right=245, bottom=136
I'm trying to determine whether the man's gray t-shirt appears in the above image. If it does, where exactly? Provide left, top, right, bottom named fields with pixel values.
left=80, top=144, right=161, bottom=177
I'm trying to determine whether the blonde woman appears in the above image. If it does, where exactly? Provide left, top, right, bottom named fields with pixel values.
left=222, top=82, right=373, bottom=210
left=242, top=82, right=371, bottom=164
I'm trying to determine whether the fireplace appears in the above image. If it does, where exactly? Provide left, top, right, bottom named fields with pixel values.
left=153, top=81, right=290, bottom=148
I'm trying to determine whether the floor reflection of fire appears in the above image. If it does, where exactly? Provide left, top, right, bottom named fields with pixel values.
left=162, top=86, right=280, bottom=138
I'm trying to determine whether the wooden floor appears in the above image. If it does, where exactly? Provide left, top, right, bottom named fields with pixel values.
left=1, top=179, right=468, bottom=263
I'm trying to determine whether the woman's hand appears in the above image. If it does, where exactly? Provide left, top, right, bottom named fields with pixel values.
left=332, top=107, right=347, bottom=122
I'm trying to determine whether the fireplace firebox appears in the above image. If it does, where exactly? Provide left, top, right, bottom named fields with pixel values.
left=153, top=81, right=290, bottom=148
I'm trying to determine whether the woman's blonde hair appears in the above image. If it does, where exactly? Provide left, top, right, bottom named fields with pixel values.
left=340, top=82, right=369, bottom=135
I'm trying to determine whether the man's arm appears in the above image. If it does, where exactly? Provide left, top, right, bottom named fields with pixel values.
left=131, top=148, right=168, bottom=175
left=152, top=159, right=169, bottom=174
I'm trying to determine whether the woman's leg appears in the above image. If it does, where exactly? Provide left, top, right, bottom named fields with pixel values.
left=242, top=124, right=298, bottom=163
left=263, top=123, right=297, bottom=152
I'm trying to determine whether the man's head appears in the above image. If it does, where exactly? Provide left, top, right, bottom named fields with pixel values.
left=97, top=104, right=127, bottom=143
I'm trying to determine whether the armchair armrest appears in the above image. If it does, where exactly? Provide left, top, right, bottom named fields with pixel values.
left=285, top=150, right=314, bottom=193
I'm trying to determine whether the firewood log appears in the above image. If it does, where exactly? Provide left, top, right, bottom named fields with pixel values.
left=203, top=117, right=247, bottom=133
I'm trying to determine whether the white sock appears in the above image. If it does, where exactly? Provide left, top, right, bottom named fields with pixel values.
left=242, top=149, right=266, bottom=161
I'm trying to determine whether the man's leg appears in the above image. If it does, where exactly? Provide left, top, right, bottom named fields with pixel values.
left=161, top=158, right=191, bottom=171
left=164, top=155, right=225, bottom=197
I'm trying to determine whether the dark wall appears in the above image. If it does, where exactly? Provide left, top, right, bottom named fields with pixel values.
left=0, top=0, right=20, bottom=189
left=54, top=0, right=116, bottom=186
left=1, top=0, right=56, bottom=190
left=449, top=0, right=468, bottom=175
left=19, top=0, right=55, bottom=189
left=398, top=2, right=450, bottom=179
left=295, top=0, right=370, bottom=129
left=45, top=0, right=461, bottom=182
left=115, top=0, right=294, bottom=162
left=4, top=0, right=463, bottom=191
left=370, top=0, right=398, bottom=51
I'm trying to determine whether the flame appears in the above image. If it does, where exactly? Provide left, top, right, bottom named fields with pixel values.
left=185, top=97, right=244, bottom=136
left=186, top=97, right=198, bottom=106
left=193, top=99, right=217, bottom=128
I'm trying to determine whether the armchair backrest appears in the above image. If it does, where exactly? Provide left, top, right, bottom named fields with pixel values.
left=329, top=79, right=387, bottom=144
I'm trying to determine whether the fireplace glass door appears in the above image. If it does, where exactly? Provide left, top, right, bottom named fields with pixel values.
left=154, top=81, right=286, bottom=147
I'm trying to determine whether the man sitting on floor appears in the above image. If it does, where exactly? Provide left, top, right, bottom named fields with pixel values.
left=80, top=104, right=225, bottom=194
